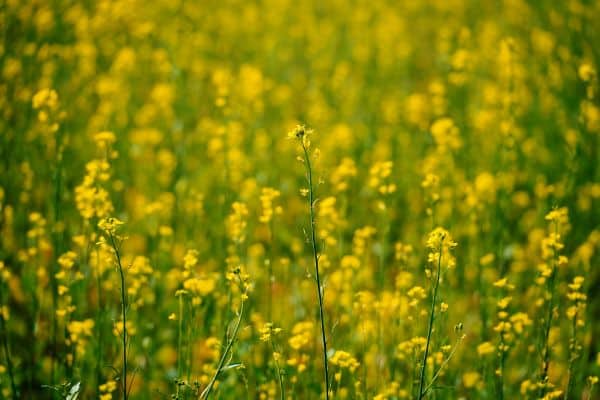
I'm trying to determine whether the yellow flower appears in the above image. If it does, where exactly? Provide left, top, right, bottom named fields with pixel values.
left=259, top=187, right=281, bottom=224
left=58, top=251, right=77, bottom=269
left=462, top=371, right=481, bottom=388
left=98, top=217, right=124, bottom=235
left=93, top=131, right=116, bottom=147
left=579, top=63, right=596, bottom=82
left=426, top=227, right=457, bottom=251
left=32, top=88, right=59, bottom=110
left=259, top=322, right=282, bottom=342
left=477, top=341, right=495, bottom=356
left=330, top=350, right=360, bottom=373
left=183, top=276, right=216, bottom=296
left=183, top=249, right=199, bottom=270
left=99, top=380, right=117, bottom=393
left=430, top=117, right=461, bottom=150
left=288, top=124, right=313, bottom=148
left=544, top=207, right=568, bottom=224
left=226, top=202, right=249, bottom=243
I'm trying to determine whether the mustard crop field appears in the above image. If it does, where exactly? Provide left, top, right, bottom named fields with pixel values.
left=0, top=0, right=599, bottom=399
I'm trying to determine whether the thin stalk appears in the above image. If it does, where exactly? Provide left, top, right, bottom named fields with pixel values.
left=94, top=246, right=104, bottom=398
left=50, top=132, right=64, bottom=385
left=270, top=339, right=285, bottom=400
left=177, top=294, right=184, bottom=378
left=361, top=317, right=368, bottom=398
left=417, top=242, right=444, bottom=400
left=0, top=282, right=17, bottom=399
left=186, top=303, right=194, bottom=385
left=538, top=223, right=558, bottom=398
left=200, top=277, right=246, bottom=400
left=267, top=219, right=274, bottom=324
left=301, top=142, right=330, bottom=399
left=564, top=314, right=578, bottom=400
left=477, top=249, right=488, bottom=343
left=585, top=379, right=597, bottom=400
left=496, top=336, right=506, bottom=400
left=377, top=211, right=389, bottom=289
left=96, top=250, right=104, bottom=397
left=110, top=233, right=128, bottom=400
left=422, top=334, right=464, bottom=396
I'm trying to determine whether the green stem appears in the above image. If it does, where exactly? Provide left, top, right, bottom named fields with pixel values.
left=422, top=335, right=464, bottom=396
left=417, top=241, right=444, bottom=400
left=50, top=131, right=64, bottom=386
left=200, top=278, right=245, bottom=399
left=267, top=220, right=274, bottom=324
left=0, top=282, right=17, bottom=399
left=497, top=337, right=506, bottom=400
left=564, top=303, right=579, bottom=400
left=301, top=142, right=330, bottom=400
left=95, top=247, right=104, bottom=398
left=177, top=294, right=184, bottom=378
left=270, top=339, right=285, bottom=400
left=110, top=233, right=128, bottom=400
left=538, top=223, right=558, bottom=398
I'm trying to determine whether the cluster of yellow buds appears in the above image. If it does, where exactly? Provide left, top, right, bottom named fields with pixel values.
left=330, top=158, right=357, bottom=192
left=55, top=251, right=83, bottom=318
left=259, top=187, right=282, bottom=224
left=98, top=217, right=124, bottom=236
left=566, top=276, right=586, bottom=327
left=180, top=249, right=216, bottom=306
left=369, top=161, right=396, bottom=195
left=430, top=117, right=462, bottom=151
left=32, top=88, right=64, bottom=134
left=226, top=202, right=249, bottom=243
left=426, top=227, right=457, bottom=270
left=330, top=350, right=360, bottom=373
left=98, top=380, right=117, bottom=400
left=66, top=319, right=95, bottom=361
left=75, top=134, right=118, bottom=221
left=74, top=129, right=119, bottom=221
left=259, top=322, right=282, bottom=342
left=317, top=196, right=344, bottom=247
left=396, top=337, right=427, bottom=361
left=288, top=321, right=314, bottom=354
left=288, top=124, right=313, bottom=149
left=352, top=226, right=377, bottom=256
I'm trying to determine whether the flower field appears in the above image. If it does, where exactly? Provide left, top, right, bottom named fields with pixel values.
left=0, top=0, right=599, bottom=399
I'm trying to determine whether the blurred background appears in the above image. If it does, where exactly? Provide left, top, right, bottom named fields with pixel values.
left=0, top=0, right=599, bottom=398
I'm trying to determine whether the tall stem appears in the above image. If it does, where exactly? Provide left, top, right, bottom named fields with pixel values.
left=539, top=222, right=558, bottom=398
left=417, top=242, right=443, bottom=400
left=565, top=313, right=578, bottom=400
left=177, top=294, right=184, bottom=378
left=301, top=142, right=330, bottom=399
left=497, top=336, right=506, bottom=400
left=270, top=339, right=285, bottom=400
left=200, top=279, right=245, bottom=400
left=94, top=248, right=104, bottom=399
left=50, top=131, right=64, bottom=384
left=0, top=282, right=17, bottom=399
left=110, top=234, right=128, bottom=400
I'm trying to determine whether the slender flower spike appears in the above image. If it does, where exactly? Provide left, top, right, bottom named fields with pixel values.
left=94, top=131, right=117, bottom=151
left=418, top=226, right=458, bottom=400
left=426, top=227, right=458, bottom=270
left=98, top=217, right=124, bottom=235
left=291, top=124, right=330, bottom=400
left=426, top=227, right=457, bottom=251
left=288, top=124, right=313, bottom=148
